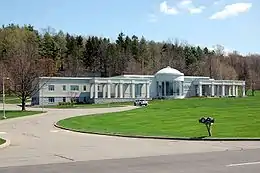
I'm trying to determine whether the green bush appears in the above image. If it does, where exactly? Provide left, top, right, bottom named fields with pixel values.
left=58, top=102, right=74, bottom=107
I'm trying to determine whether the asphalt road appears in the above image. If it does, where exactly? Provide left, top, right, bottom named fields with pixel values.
left=0, top=104, right=260, bottom=172
left=0, top=148, right=260, bottom=173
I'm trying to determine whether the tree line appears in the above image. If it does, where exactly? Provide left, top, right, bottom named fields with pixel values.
left=0, top=24, right=259, bottom=110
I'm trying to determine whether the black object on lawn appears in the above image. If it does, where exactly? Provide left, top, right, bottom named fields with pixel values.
left=199, top=117, right=215, bottom=137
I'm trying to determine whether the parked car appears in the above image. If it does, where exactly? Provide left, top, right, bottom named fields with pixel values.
left=133, top=99, right=148, bottom=106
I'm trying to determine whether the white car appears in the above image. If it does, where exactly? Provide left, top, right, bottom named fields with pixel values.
left=133, top=99, right=148, bottom=106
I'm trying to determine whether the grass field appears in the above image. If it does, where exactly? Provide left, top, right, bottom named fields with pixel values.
left=57, top=92, right=260, bottom=138
left=0, top=95, right=31, bottom=104
left=0, top=110, right=42, bottom=120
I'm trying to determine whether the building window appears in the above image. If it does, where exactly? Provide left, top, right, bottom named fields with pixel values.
left=98, top=85, right=100, bottom=91
left=63, top=85, right=66, bottom=91
left=70, top=85, right=79, bottom=91
left=48, top=85, right=55, bottom=91
left=83, top=85, right=86, bottom=91
left=63, top=97, right=66, bottom=102
left=48, top=97, right=54, bottom=103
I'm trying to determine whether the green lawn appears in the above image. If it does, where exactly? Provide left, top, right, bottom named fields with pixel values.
left=0, top=138, right=5, bottom=145
left=0, top=110, right=42, bottom=120
left=0, top=96, right=31, bottom=104
left=57, top=93, right=260, bottom=138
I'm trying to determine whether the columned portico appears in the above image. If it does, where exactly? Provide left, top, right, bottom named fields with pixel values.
left=155, top=66, right=185, bottom=98
left=89, top=76, right=245, bottom=102
left=197, top=80, right=245, bottom=98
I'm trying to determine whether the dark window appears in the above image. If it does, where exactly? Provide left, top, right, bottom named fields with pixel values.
left=70, top=85, right=79, bottom=91
left=83, top=85, right=87, bottom=91
left=48, top=85, right=55, bottom=91
left=63, top=85, right=66, bottom=91
left=63, top=97, right=66, bottom=102
left=48, top=97, right=54, bottom=103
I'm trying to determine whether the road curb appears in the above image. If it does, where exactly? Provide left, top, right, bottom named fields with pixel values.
left=0, top=138, right=11, bottom=149
left=54, top=122, right=260, bottom=141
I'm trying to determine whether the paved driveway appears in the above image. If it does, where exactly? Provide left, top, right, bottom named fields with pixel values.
left=0, top=104, right=260, bottom=168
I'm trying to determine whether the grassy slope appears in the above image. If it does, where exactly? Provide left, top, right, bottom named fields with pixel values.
left=58, top=93, right=260, bottom=138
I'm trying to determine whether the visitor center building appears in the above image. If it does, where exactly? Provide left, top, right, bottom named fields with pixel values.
left=32, top=66, right=246, bottom=106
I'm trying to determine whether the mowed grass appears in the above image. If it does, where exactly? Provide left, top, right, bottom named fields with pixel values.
left=58, top=93, right=260, bottom=138
left=0, top=96, right=31, bottom=104
left=0, top=110, right=42, bottom=120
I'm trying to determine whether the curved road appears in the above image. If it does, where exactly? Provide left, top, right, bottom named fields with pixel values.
left=0, top=104, right=259, bottom=172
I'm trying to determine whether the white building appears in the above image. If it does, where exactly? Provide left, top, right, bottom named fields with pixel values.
left=31, top=66, right=246, bottom=106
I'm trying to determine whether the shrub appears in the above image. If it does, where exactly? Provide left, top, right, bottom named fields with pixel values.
left=58, top=102, right=74, bottom=107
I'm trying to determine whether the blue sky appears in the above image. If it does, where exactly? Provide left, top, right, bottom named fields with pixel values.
left=0, top=0, right=258, bottom=54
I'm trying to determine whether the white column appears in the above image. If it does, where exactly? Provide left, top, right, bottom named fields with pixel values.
left=119, top=83, right=123, bottom=98
left=242, top=85, right=246, bottom=97
left=235, top=86, right=238, bottom=97
left=179, top=81, right=182, bottom=96
left=115, top=84, right=118, bottom=98
left=222, top=85, right=225, bottom=97
left=146, top=82, right=150, bottom=98
left=198, top=84, right=202, bottom=97
left=228, top=86, right=232, bottom=96
left=211, top=84, right=215, bottom=97
left=232, top=84, right=235, bottom=96
left=131, top=83, right=135, bottom=98
left=164, top=81, right=166, bottom=96
left=94, top=84, right=98, bottom=98
left=90, top=84, right=93, bottom=98
left=107, top=83, right=111, bottom=98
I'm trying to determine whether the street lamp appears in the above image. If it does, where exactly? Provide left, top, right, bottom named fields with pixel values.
left=2, top=77, right=10, bottom=119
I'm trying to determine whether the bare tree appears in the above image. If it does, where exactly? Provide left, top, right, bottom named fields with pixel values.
left=3, top=28, right=55, bottom=111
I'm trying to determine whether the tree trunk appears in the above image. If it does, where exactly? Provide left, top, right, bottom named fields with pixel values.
left=21, top=97, right=26, bottom=111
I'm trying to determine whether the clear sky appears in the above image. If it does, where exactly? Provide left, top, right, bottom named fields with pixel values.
left=0, top=0, right=258, bottom=54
